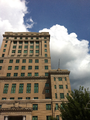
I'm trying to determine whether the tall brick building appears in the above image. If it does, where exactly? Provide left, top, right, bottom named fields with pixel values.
left=0, top=32, right=71, bottom=120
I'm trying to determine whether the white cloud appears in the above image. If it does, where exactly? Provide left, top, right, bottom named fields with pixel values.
left=39, top=24, right=90, bottom=90
left=0, top=0, right=34, bottom=47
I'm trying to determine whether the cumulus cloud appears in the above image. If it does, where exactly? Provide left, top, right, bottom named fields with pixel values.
left=39, top=24, right=90, bottom=90
left=0, top=0, right=35, bottom=47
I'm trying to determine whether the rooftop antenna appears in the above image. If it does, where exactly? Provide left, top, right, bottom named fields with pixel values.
left=58, top=59, right=60, bottom=69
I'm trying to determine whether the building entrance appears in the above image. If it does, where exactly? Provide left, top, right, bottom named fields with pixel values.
left=8, top=116, right=23, bottom=120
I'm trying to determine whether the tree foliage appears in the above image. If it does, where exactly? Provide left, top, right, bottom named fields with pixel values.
left=59, top=86, right=90, bottom=120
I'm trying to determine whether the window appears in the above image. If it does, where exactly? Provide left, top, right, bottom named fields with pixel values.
left=34, top=97, right=38, bottom=99
left=45, top=97, right=50, bottom=99
left=45, top=49, right=47, bottom=52
left=36, top=46, right=39, bottom=49
left=19, top=41, right=22, bottom=44
left=45, top=83, right=49, bottom=87
left=54, top=85, right=56, bottom=89
left=14, top=73, right=18, bottom=76
left=55, top=93, right=57, bottom=99
left=45, top=45, right=47, bottom=47
left=19, top=46, right=22, bottom=48
left=30, top=50, right=33, bottom=53
left=28, top=73, right=32, bottom=76
left=19, top=84, right=24, bottom=93
left=0, top=66, right=2, bottom=70
left=5, top=40, right=8, bottom=43
left=20, top=37, right=22, bottom=39
left=26, top=37, right=28, bottom=39
left=7, top=73, right=11, bottom=77
left=24, top=46, right=28, bottom=48
left=6, top=37, right=8, bottom=39
left=2, top=54, right=5, bottom=57
left=22, top=66, right=25, bottom=70
left=0, top=105, right=2, bottom=109
left=33, top=104, right=38, bottom=110
left=0, top=60, right=3, bottom=63
left=67, top=93, right=69, bottom=96
left=13, top=46, right=16, bottom=48
left=12, top=50, right=15, bottom=53
left=29, top=59, right=32, bottom=63
left=35, top=73, right=38, bottom=76
left=32, top=116, right=38, bottom=120
left=22, top=59, right=26, bottom=63
left=9, top=59, right=13, bottom=63
left=35, top=59, right=39, bottom=63
left=18, top=50, right=21, bottom=53
left=56, top=103, right=58, bottom=110
left=30, top=46, right=33, bottom=49
left=30, top=41, right=34, bottom=44
left=45, top=89, right=49, bottom=93
left=46, top=104, right=51, bottom=110
left=10, top=97, right=14, bottom=100
left=24, top=50, right=27, bottom=53
left=8, top=66, right=12, bottom=70
left=11, top=84, right=16, bottom=93
left=66, top=85, right=68, bottom=89
left=45, top=54, right=47, bottom=57
left=45, top=66, right=48, bottom=69
left=26, top=97, right=30, bottom=99
left=59, top=85, right=63, bottom=89
left=26, top=83, right=31, bottom=93
left=56, top=115, right=59, bottom=120
left=18, top=97, right=22, bottom=100
left=21, top=73, right=25, bottom=76
left=14, top=37, right=17, bottom=39
left=36, top=50, right=39, bottom=53
left=25, top=41, right=28, bottom=44
left=45, top=59, right=48, bottom=63
left=36, top=37, right=38, bottom=39
left=58, top=77, right=62, bottom=81
left=35, top=66, right=39, bottom=69
left=34, top=83, right=38, bottom=93
left=44, top=40, right=47, bottom=42
left=4, top=44, right=7, bottom=47
left=2, top=98, right=6, bottom=100
left=65, top=77, right=67, bottom=81
left=3, top=49, right=6, bottom=52
left=60, top=93, right=64, bottom=99
left=45, top=73, right=48, bottom=76
left=28, top=66, right=32, bottom=70
left=3, top=84, right=9, bottom=93
left=15, top=66, right=19, bottom=70
left=16, top=59, right=19, bottom=63
left=46, top=116, right=51, bottom=120
left=36, top=41, right=39, bottom=44
left=31, top=37, right=33, bottom=39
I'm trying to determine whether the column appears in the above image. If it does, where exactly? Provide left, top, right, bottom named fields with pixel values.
left=15, top=41, right=19, bottom=56
left=39, top=41, right=41, bottom=56
left=56, top=77, right=60, bottom=99
left=33, top=41, right=35, bottom=56
left=21, top=41, right=24, bottom=56
left=28, top=41, right=30, bottom=56
left=9, top=41, right=13, bottom=56
left=62, top=77, right=67, bottom=98
left=23, top=116, right=26, bottom=120
left=5, top=116, right=8, bottom=120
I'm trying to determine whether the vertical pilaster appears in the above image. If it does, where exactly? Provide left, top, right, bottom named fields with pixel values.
left=21, top=41, right=24, bottom=56
left=28, top=41, right=30, bottom=56
left=15, top=41, right=19, bottom=56
left=39, top=41, right=41, bottom=56
left=56, top=77, right=59, bottom=99
left=9, top=41, right=13, bottom=56
left=33, top=41, right=35, bottom=56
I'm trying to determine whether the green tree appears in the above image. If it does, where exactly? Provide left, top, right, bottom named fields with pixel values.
left=50, top=116, right=57, bottom=120
left=59, top=86, right=90, bottom=120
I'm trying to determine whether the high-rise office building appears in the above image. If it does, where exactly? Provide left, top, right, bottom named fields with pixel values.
left=0, top=32, right=71, bottom=120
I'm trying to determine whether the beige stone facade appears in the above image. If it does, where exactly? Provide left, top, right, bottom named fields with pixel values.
left=0, top=32, right=71, bottom=120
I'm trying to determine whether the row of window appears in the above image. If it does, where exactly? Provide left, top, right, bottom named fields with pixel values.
left=6, top=37, right=47, bottom=40
left=54, top=85, right=68, bottom=89
left=54, top=77, right=67, bottom=81
left=7, top=66, right=48, bottom=70
left=6, top=72, right=48, bottom=77
left=32, top=116, right=59, bottom=120
left=0, top=59, right=48, bottom=63
left=55, top=93, right=69, bottom=99
left=3, top=83, right=49, bottom=94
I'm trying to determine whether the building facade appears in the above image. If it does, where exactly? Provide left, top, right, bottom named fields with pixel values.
left=0, top=32, right=71, bottom=120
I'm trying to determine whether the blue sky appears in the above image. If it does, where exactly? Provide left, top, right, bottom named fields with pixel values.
left=0, top=0, right=90, bottom=90
left=25, top=0, right=90, bottom=44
